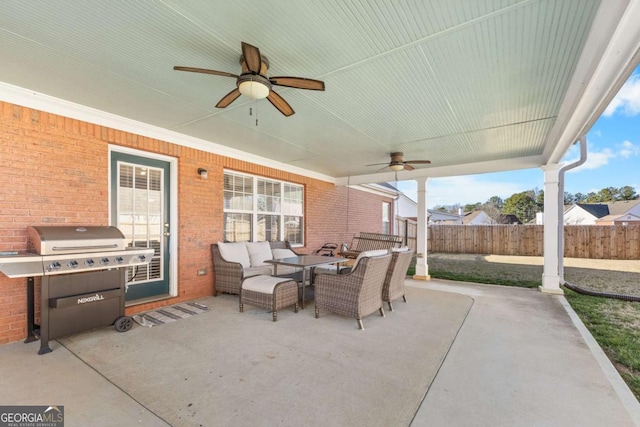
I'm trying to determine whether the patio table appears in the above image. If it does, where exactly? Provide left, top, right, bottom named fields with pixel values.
left=265, top=255, right=347, bottom=309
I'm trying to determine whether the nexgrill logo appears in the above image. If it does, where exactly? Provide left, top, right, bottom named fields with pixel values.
left=0, top=405, right=64, bottom=427
left=77, top=293, right=105, bottom=304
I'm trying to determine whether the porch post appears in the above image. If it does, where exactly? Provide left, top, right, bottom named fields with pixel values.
left=413, top=178, right=430, bottom=280
left=540, top=164, right=563, bottom=294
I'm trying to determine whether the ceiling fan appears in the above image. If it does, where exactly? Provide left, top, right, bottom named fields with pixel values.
left=366, top=152, right=432, bottom=171
left=174, top=42, right=325, bottom=117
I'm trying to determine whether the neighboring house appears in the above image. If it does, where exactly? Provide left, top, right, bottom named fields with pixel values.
left=429, top=210, right=463, bottom=224
left=462, top=210, right=495, bottom=225
left=563, top=200, right=640, bottom=225
left=595, top=213, right=640, bottom=225
left=384, top=184, right=463, bottom=225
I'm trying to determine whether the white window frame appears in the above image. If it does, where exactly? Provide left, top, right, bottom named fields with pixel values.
left=382, top=202, right=391, bottom=234
left=223, top=170, right=304, bottom=246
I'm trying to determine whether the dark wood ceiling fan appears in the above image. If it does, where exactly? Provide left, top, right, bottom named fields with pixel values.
left=174, top=42, right=325, bottom=117
left=366, top=152, right=432, bottom=171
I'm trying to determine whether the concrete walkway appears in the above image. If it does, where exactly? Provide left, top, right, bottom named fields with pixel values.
left=0, top=279, right=638, bottom=426
left=412, top=280, right=640, bottom=426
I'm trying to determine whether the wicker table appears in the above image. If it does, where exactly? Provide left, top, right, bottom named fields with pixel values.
left=266, top=255, right=347, bottom=309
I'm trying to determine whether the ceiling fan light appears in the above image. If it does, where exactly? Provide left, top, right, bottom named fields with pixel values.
left=390, top=164, right=404, bottom=171
left=238, top=80, right=270, bottom=100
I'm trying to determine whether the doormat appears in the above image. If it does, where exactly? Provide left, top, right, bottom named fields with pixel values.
left=133, top=302, right=210, bottom=327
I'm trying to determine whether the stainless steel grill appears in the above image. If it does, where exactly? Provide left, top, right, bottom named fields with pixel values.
left=0, top=225, right=154, bottom=354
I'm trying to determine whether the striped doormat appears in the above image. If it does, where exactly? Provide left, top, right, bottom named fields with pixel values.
left=133, top=302, right=210, bottom=327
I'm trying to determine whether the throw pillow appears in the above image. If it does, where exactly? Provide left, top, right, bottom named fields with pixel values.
left=246, top=241, right=273, bottom=267
left=217, top=241, right=251, bottom=269
left=271, top=248, right=297, bottom=259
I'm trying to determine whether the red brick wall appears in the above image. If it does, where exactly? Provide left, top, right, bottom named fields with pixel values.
left=0, top=101, right=392, bottom=344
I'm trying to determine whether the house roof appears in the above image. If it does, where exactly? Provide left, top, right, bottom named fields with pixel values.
left=574, top=200, right=640, bottom=218
left=606, top=200, right=640, bottom=215
left=462, top=210, right=485, bottom=224
left=0, top=2, right=639, bottom=185
left=596, top=213, right=640, bottom=223
left=576, top=203, right=610, bottom=218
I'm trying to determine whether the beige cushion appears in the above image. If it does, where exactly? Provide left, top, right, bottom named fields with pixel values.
left=272, top=248, right=297, bottom=259
left=244, top=265, right=274, bottom=277
left=217, top=241, right=250, bottom=269
left=352, top=249, right=389, bottom=270
left=242, top=275, right=292, bottom=293
left=246, top=241, right=273, bottom=267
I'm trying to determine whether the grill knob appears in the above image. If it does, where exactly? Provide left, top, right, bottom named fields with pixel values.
left=138, top=255, right=146, bottom=262
left=85, top=259, right=95, bottom=267
left=115, top=256, right=124, bottom=264
left=49, top=261, right=61, bottom=271
left=68, top=260, right=78, bottom=268
left=100, top=257, right=110, bottom=265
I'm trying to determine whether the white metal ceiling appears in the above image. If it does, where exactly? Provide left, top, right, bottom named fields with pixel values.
left=0, top=0, right=638, bottom=184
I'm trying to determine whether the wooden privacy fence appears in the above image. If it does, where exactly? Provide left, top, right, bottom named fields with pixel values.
left=395, top=217, right=417, bottom=252
left=428, top=225, right=543, bottom=256
left=397, top=223, right=640, bottom=260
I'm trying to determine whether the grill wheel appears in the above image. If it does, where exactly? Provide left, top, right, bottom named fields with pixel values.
left=114, top=316, right=133, bottom=332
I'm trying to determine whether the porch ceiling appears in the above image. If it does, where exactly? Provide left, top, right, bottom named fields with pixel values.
left=0, top=0, right=639, bottom=185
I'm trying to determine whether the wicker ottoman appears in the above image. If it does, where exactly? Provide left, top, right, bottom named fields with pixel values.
left=240, top=275, right=299, bottom=321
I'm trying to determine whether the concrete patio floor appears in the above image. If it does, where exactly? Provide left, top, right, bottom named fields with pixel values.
left=1, top=279, right=639, bottom=426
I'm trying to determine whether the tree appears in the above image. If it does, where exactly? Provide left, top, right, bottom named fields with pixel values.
left=617, top=186, right=638, bottom=200
left=502, top=191, right=538, bottom=223
left=597, top=187, right=617, bottom=202
left=464, top=202, right=481, bottom=212
left=481, top=196, right=504, bottom=222
left=573, top=192, right=586, bottom=203
left=535, top=190, right=544, bottom=210
left=585, top=192, right=599, bottom=203
left=564, top=192, right=575, bottom=205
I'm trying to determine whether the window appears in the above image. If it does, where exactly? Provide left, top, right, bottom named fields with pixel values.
left=382, top=202, right=391, bottom=234
left=223, top=171, right=304, bottom=245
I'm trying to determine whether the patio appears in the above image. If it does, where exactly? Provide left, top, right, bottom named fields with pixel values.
left=1, top=279, right=638, bottom=427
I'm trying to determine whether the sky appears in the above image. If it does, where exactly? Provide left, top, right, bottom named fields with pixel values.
left=397, top=64, right=640, bottom=209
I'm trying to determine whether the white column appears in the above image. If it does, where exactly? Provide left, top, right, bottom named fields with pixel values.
left=540, top=164, right=563, bottom=294
left=413, top=178, right=430, bottom=280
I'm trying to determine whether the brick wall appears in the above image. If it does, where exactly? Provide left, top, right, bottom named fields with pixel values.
left=0, top=101, right=393, bottom=344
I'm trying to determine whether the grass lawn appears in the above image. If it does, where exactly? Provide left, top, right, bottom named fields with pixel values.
left=414, top=253, right=640, bottom=400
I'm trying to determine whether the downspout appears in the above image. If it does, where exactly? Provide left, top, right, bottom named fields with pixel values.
left=557, top=135, right=587, bottom=282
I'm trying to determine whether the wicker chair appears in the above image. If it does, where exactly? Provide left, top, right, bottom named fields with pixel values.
left=211, top=241, right=298, bottom=296
left=382, top=250, right=414, bottom=311
left=314, top=253, right=391, bottom=330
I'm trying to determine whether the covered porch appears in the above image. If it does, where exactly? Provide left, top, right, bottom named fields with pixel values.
left=1, top=278, right=638, bottom=426
left=1, top=2, right=640, bottom=424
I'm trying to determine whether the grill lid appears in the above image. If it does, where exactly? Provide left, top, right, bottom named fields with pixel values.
left=28, top=226, right=126, bottom=255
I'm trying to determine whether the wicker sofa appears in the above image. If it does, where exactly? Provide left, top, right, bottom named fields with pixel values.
left=211, top=241, right=301, bottom=296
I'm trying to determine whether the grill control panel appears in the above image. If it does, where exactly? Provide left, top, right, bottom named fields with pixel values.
left=42, top=248, right=154, bottom=276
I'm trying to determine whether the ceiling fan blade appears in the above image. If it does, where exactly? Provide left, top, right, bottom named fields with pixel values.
left=215, top=88, right=241, bottom=108
left=270, top=76, right=325, bottom=91
left=405, top=160, right=432, bottom=165
left=173, top=66, right=238, bottom=78
left=365, top=162, right=392, bottom=167
left=241, top=42, right=262, bottom=74
left=403, top=164, right=415, bottom=171
left=267, top=91, right=295, bottom=116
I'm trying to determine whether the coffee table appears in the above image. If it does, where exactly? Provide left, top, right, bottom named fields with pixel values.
left=265, top=255, right=347, bottom=308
